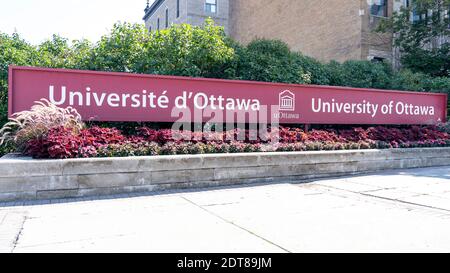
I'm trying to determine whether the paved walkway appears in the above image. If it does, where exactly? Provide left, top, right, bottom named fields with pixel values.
left=1, top=166, right=450, bottom=253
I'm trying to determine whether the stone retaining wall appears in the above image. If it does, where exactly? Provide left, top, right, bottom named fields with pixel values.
left=1, top=148, right=450, bottom=202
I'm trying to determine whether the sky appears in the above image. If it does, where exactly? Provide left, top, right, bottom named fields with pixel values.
left=0, top=0, right=155, bottom=45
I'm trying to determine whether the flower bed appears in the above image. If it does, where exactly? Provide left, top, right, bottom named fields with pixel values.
left=21, top=125, right=450, bottom=159
left=1, top=100, right=449, bottom=159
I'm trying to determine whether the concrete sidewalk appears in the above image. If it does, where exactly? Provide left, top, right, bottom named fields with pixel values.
left=1, top=166, right=450, bottom=253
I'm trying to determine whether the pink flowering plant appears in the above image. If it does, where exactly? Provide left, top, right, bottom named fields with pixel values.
left=1, top=101, right=449, bottom=159
left=12, top=124, right=450, bottom=159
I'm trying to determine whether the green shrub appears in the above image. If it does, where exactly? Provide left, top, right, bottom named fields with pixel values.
left=326, top=60, right=393, bottom=89
left=236, top=39, right=311, bottom=84
left=0, top=141, right=16, bottom=157
left=438, top=122, right=450, bottom=134
left=389, top=69, right=430, bottom=92
left=291, top=53, right=331, bottom=85
left=97, top=142, right=160, bottom=158
left=400, top=44, right=450, bottom=78
left=153, top=19, right=235, bottom=78
left=389, top=70, right=450, bottom=115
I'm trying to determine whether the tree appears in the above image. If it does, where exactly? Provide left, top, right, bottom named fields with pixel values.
left=143, top=18, right=236, bottom=78
left=236, top=39, right=312, bottom=84
left=90, top=22, right=149, bottom=73
left=378, top=0, right=450, bottom=77
left=89, top=18, right=236, bottom=78
left=36, top=35, right=93, bottom=69
left=0, top=33, right=38, bottom=125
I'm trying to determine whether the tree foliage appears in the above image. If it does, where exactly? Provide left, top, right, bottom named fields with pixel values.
left=90, top=23, right=149, bottom=73
left=378, top=0, right=450, bottom=76
left=143, top=19, right=236, bottom=78
left=326, top=60, right=393, bottom=89
left=235, top=39, right=311, bottom=84
left=90, top=19, right=236, bottom=78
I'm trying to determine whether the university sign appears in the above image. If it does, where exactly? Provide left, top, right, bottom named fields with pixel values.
left=8, top=66, right=448, bottom=124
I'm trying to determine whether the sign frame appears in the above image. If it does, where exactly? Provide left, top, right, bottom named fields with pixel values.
left=8, top=65, right=448, bottom=124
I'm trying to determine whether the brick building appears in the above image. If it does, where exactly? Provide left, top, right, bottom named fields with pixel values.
left=143, top=0, right=408, bottom=63
left=143, top=0, right=230, bottom=33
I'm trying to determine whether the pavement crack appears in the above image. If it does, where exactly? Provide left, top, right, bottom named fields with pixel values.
left=180, top=196, right=291, bottom=253
left=11, top=215, right=27, bottom=253
left=203, top=202, right=239, bottom=207
left=0, top=213, right=7, bottom=225
left=359, top=187, right=397, bottom=193
left=315, top=184, right=450, bottom=214
left=359, top=192, right=450, bottom=213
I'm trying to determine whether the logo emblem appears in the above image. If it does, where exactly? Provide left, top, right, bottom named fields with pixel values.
left=279, top=90, right=295, bottom=111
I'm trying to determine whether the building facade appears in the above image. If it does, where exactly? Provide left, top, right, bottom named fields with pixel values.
left=229, top=0, right=396, bottom=63
left=143, top=0, right=230, bottom=33
left=143, top=0, right=411, bottom=63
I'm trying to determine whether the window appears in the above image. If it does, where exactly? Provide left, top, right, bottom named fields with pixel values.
left=157, top=18, right=160, bottom=30
left=406, top=0, right=425, bottom=23
left=165, top=8, right=169, bottom=28
left=447, top=6, right=450, bottom=28
left=370, top=0, right=388, bottom=17
left=205, top=0, right=217, bottom=13
left=405, top=0, right=425, bottom=22
left=412, top=9, right=422, bottom=22
left=371, top=57, right=385, bottom=63
left=177, top=0, right=180, bottom=18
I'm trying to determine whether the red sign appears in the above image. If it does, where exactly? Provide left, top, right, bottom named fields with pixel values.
left=8, top=66, right=448, bottom=124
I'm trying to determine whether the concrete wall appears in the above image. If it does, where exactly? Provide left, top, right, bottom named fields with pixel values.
left=1, top=148, right=450, bottom=202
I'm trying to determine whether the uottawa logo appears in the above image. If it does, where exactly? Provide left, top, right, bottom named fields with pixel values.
left=279, top=90, right=295, bottom=111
